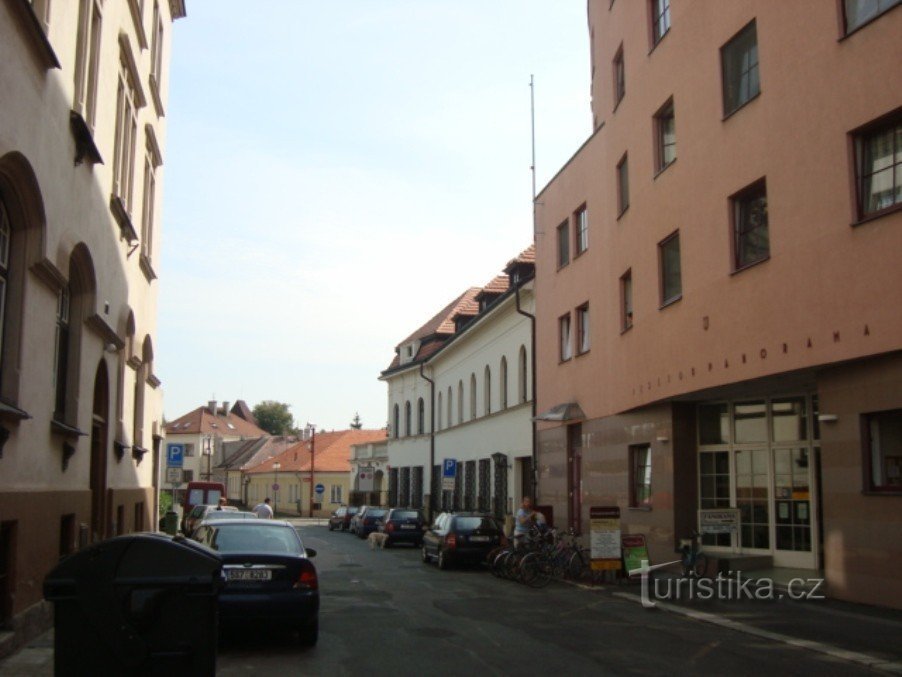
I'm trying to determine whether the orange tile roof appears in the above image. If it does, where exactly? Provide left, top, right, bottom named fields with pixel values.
left=246, top=429, right=387, bottom=474
left=164, top=404, right=268, bottom=438
left=506, top=243, right=535, bottom=267
left=479, top=274, right=510, bottom=295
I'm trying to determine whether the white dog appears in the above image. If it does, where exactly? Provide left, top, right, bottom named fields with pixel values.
left=368, top=531, right=388, bottom=550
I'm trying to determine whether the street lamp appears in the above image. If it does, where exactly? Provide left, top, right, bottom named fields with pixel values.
left=273, top=461, right=281, bottom=515
left=202, top=435, right=212, bottom=480
left=305, top=423, right=316, bottom=517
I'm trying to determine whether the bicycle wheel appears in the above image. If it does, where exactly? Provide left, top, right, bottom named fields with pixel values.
left=693, top=553, right=709, bottom=579
left=567, top=549, right=590, bottom=580
left=521, top=553, right=553, bottom=588
left=491, top=548, right=511, bottom=578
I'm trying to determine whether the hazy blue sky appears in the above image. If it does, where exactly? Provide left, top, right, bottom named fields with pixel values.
left=159, top=1, right=590, bottom=430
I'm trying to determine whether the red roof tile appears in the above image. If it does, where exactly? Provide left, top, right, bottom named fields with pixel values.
left=164, top=404, right=268, bottom=438
left=247, top=429, right=387, bottom=474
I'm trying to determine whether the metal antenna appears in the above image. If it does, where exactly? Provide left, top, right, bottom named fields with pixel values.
left=530, top=75, right=542, bottom=235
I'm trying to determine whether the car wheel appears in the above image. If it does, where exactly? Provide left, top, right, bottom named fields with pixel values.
left=438, top=548, right=450, bottom=570
left=328, top=523, right=334, bottom=531
left=298, top=617, right=318, bottom=647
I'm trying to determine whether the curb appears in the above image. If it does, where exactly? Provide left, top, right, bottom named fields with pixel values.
left=611, top=590, right=902, bottom=675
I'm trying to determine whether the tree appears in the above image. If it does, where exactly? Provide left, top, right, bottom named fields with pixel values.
left=252, top=400, right=295, bottom=436
left=350, top=412, right=363, bottom=429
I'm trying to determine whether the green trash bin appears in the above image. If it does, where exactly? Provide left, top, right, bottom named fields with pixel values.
left=44, top=532, right=223, bottom=676
left=162, top=510, right=179, bottom=535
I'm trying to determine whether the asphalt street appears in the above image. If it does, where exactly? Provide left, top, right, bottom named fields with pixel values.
left=216, top=525, right=883, bottom=676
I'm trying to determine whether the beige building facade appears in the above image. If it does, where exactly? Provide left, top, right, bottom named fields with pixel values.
left=0, top=0, right=185, bottom=651
left=535, top=1, right=902, bottom=607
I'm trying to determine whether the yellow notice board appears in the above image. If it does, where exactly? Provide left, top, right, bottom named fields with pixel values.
left=590, top=506, right=621, bottom=571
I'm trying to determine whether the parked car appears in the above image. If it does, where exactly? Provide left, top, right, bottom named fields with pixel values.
left=328, top=506, right=358, bottom=531
left=182, top=503, right=238, bottom=536
left=422, top=512, right=504, bottom=569
left=347, top=505, right=370, bottom=534
left=352, top=506, right=388, bottom=538
left=192, top=519, right=319, bottom=645
left=197, top=510, right=257, bottom=530
left=378, top=508, right=426, bottom=547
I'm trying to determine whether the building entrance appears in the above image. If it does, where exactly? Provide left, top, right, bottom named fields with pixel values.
left=697, top=395, right=820, bottom=569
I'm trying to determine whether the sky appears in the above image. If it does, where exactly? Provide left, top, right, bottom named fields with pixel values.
left=158, top=1, right=591, bottom=431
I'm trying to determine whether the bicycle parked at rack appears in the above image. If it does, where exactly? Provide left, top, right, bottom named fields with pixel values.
left=677, top=530, right=709, bottom=579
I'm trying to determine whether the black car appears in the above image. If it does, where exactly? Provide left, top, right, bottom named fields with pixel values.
left=422, top=512, right=504, bottom=569
left=192, top=519, right=320, bottom=645
left=378, top=508, right=426, bottom=547
left=328, top=506, right=358, bottom=531
left=352, top=506, right=388, bottom=538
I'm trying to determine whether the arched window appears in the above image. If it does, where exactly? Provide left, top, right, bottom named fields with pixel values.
left=484, top=365, right=492, bottom=415
left=404, top=401, right=411, bottom=436
left=133, top=336, right=153, bottom=453
left=500, top=356, right=508, bottom=409
left=437, top=391, right=443, bottom=430
left=53, top=285, right=70, bottom=420
left=470, top=373, right=477, bottom=420
left=392, top=404, right=400, bottom=438
left=417, top=397, right=425, bottom=435
left=519, top=345, right=528, bottom=404
left=55, top=244, right=96, bottom=426
left=447, top=386, right=453, bottom=427
left=457, top=381, right=463, bottom=425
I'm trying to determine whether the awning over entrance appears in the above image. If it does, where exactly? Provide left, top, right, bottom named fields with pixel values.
left=534, top=402, right=585, bottom=422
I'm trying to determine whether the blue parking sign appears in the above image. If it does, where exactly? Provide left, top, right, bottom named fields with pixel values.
left=166, top=443, right=184, bottom=468
left=442, top=458, right=456, bottom=478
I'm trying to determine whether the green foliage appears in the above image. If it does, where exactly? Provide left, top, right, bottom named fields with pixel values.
left=159, top=490, right=173, bottom=516
left=253, top=400, right=295, bottom=436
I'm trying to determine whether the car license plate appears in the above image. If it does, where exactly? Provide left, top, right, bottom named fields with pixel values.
left=470, top=535, right=490, bottom=542
left=228, top=569, right=271, bottom=581
left=401, top=524, right=416, bottom=530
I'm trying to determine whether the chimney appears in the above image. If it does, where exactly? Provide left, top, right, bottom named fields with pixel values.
left=222, top=401, right=231, bottom=416
left=208, top=400, right=217, bottom=415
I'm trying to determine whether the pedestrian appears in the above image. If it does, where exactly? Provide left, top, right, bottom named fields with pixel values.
left=253, top=497, right=274, bottom=519
left=216, top=496, right=228, bottom=511
left=513, top=496, right=538, bottom=549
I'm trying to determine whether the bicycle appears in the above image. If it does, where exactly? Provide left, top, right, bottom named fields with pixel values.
left=677, top=530, right=709, bottom=579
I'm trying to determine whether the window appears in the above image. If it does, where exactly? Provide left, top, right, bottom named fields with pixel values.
left=557, top=220, right=570, bottom=268
left=404, top=401, right=411, bottom=437
left=331, top=485, right=343, bottom=504
left=447, top=386, right=452, bottom=427
left=732, top=179, right=769, bottom=270
left=620, top=269, right=633, bottom=331
left=437, top=391, right=443, bottom=431
left=183, top=469, right=194, bottom=483
left=392, top=404, right=399, bottom=438
left=574, top=205, right=588, bottom=255
left=74, top=0, right=103, bottom=129
left=149, top=2, right=165, bottom=111
left=484, top=366, right=491, bottom=415
left=863, top=410, right=902, bottom=492
left=184, top=443, right=195, bottom=457
left=518, top=345, right=528, bottom=404
left=630, top=445, right=652, bottom=507
left=853, top=113, right=902, bottom=219
left=659, top=231, right=682, bottom=305
left=651, top=0, right=671, bottom=45
left=59, top=514, right=75, bottom=559
left=617, top=154, right=629, bottom=216
left=721, top=20, right=759, bottom=116
left=576, top=304, right=590, bottom=355
left=53, top=287, right=70, bottom=421
left=613, top=45, right=625, bottom=108
left=655, top=99, right=676, bottom=172
left=843, top=0, right=900, bottom=33
left=141, top=131, right=162, bottom=264
left=417, top=397, right=425, bottom=435
left=113, top=53, right=140, bottom=215
left=559, top=313, right=572, bottom=361
left=500, top=356, right=508, bottom=409
left=469, top=374, right=477, bottom=420
left=457, top=381, right=463, bottom=424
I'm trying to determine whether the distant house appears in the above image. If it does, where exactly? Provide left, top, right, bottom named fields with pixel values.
left=163, top=400, right=267, bottom=493
left=246, top=429, right=386, bottom=517
left=218, top=435, right=298, bottom=504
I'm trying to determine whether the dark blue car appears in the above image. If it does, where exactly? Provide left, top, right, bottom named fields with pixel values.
left=378, top=508, right=426, bottom=547
left=192, top=519, right=319, bottom=645
left=353, top=506, right=388, bottom=538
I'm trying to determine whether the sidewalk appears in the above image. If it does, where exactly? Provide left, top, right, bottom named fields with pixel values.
left=0, top=629, right=53, bottom=676
left=607, top=575, right=902, bottom=674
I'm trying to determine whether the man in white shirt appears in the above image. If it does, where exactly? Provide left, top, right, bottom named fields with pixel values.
left=253, top=497, right=274, bottom=519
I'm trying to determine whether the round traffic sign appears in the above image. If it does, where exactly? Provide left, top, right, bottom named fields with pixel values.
left=272, top=483, right=280, bottom=491
left=315, top=483, right=325, bottom=494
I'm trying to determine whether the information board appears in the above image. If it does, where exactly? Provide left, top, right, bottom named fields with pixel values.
left=621, top=533, right=651, bottom=577
left=698, top=508, right=740, bottom=535
left=589, top=506, right=621, bottom=571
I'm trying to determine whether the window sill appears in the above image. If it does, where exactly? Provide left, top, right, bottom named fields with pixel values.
left=573, top=248, right=588, bottom=260
left=851, top=202, right=902, bottom=228
left=110, top=195, right=139, bottom=244
left=559, top=357, right=573, bottom=365
left=0, top=399, right=31, bottom=423
left=7, top=0, right=60, bottom=69
left=613, top=95, right=625, bottom=114
left=69, top=111, right=103, bottom=166
left=648, top=29, right=670, bottom=56
left=50, top=418, right=87, bottom=439
left=653, top=157, right=676, bottom=180
left=557, top=261, right=570, bottom=272
left=149, top=74, right=166, bottom=117
left=620, top=324, right=633, bottom=335
left=616, top=205, right=629, bottom=221
left=722, top=91, right=761, bottom=122
left=139, top=253, right=158, bottom=282
left=730, top=255, right=770, bottom=276
left=127, top=0, right=149, bottom=49
left=575, top=348, right=591, bottom=358
left=659, top=294, right=682, bottom=310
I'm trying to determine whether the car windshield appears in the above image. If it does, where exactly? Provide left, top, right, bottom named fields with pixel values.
left=347, top=507, right=359, bottom=515
left=455, top=517, right=497, bottom=531
left=211, top=524, right=302, bottom=554
left=367, top=509, right=387, bottom=518
left=204, top=511, right=254, bottom=521
left=392, top=511, right=421, bottom=520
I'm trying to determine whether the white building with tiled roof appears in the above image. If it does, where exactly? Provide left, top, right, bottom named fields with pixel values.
left=379, top=246, right=535, bottom=520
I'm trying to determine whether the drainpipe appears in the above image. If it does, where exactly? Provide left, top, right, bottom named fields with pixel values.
left=515, top=283, right=538, bottom=501
left=419, top=362, right=435, bottom=523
